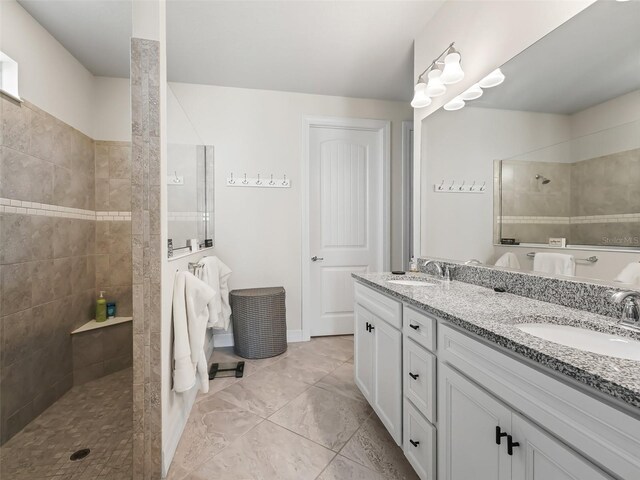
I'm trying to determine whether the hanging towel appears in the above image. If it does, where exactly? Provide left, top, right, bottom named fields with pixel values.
left=614, top=262, right=640, bottom=285
left=172, top=271, right=216, bottom=393
left=197, top=256, right=233, bottom=330
left=533, top=253, right=575, bottom=276
left=495, top=252, right=521, bottom=270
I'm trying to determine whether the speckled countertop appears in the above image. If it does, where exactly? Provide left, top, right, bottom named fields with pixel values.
left=353, top=272, right=640, bottom=410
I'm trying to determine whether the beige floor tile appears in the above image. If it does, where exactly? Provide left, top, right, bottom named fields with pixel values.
left=193, top=420, right=335, bottom=480
left=317, top=454, right=385, bottom=480
left=169, top=397, right=263, bottom=476
left=269, top=386, right=371, bottom=451
left=340, top=413, right=419, bottom=480
left=315, top=362, right=367, bottom=404
left=290, top=336, right=354, bottom=362
left=214, top=369, right=310, bottom=418
left=265, top=349, right=344, bottom=385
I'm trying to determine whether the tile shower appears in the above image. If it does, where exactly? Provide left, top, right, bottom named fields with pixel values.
left=0, top=95, right=133, bottom=448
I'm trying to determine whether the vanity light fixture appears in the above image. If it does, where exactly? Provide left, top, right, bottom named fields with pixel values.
left=410, top=78, right=431, bottom=108
left=411, top=42, right=464, bottom=108
left=478, top=68, right=505, bottom=88
left=460, top=83, right=483, bottom=101
left=443, top=96, right=465, bottom=111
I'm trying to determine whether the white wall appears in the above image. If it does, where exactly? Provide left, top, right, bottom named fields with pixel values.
left=167, top=82, right=412, bottom=335
left=412, top=0, right=596, bottom=256
left=93, top=76, right=131, bottom=141
left=0, top=0, right=95, bottom=136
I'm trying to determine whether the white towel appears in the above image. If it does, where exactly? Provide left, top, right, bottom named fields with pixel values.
left=197, top=256, right=233, bottom=330
left=533, top=252, right=575, bottom=276
left=172, top=271, right=216, bottom=394
left=495, top=252, right=521, bottom=270
left=614, top=262, right=640, bottom=285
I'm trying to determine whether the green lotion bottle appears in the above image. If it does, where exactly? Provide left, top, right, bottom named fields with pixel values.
left=96, top=291, right=107, bottom=322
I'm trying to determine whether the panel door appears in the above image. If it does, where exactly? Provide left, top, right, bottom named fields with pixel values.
left=511, top=413, right=613, bottom=480
left=309, top=126, right=383, bottom=336
left=373, top=317, right=403, bottom=445
left=438, top=363, right=512, bottom=480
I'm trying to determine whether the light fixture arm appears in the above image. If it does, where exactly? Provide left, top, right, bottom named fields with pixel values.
left=416, top=42, right=457, bottom=82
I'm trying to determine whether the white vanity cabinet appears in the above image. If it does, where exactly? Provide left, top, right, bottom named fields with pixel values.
left=354, top=284, right=403, bottom=445
left=354, top=281, right=639, bottom=480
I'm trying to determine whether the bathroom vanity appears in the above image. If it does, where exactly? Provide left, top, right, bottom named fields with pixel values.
left=353, top=273, right=640, bottom=480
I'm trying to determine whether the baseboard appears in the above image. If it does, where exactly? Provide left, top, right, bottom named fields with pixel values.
left=213, top=329, right=305, bottom=348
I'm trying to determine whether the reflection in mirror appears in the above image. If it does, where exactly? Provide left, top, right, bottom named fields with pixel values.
left=421, top=0, right=640, bottom=284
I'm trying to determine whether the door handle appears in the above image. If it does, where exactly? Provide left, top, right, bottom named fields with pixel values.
left=507, top=435, right=520, bottom=455
left=495, top=426, right=507, bottom=445
left=409, top=324, right=420, bottom=330
left=311, top=256, right=324, bottom=262
left=365, top=322, right=370, bottom=332
left=409, top=372, right=419, bottom=380
left=409, top=439, right=420, bottom=448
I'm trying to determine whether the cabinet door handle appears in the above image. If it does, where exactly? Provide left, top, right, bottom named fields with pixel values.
left=409, top=439, right=420, bottom=447
left=369, top=324, right=375, bottom=331
left=495, top=426, right=507, bottom=445
left=365, top=322, right=370, bottom=331
left=311, top=256, right=324, bottom=262
left=507, top=435, right=520, bottom=455
left=409, top=324, right=420, bottom=330
left=409, top=372, right=419, bottom=380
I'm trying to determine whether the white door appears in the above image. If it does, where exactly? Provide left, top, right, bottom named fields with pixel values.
left=511, top=413, right=612, bottom=480
left=373, top=317, right=403, bottom=445
left=308, top=123, right=386, bottom=336
left=354, top=304, right=374, bottom=402
left=439, top=363, right=512, bottom=480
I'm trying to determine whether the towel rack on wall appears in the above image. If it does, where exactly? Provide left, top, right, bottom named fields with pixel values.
left=227, top=172, right=291, bottom=188
left=188, top=262, right=204, bottom=274
left=433, top=179, right=486, bottom=193
left=526, top=252, right=598, bottom=263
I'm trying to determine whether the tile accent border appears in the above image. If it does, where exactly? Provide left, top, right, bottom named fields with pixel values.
left=131, top=37, right=162, bottom=480
left=0, top=197, right=131, bottom=221
left=499, top=213, right=640, bottom=225
left=418, top=258, right=633, bottom=319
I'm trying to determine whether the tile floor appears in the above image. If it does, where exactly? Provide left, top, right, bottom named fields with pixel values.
left=168, top=336, right=418, bottom=480
left=0, top=368, right=132, bottom=480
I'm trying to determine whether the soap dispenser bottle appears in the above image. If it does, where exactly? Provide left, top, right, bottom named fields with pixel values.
left=96, top=291, right=107, bottom=322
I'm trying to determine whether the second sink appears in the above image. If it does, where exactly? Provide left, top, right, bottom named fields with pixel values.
left=517, top=323, right=640, bottom=361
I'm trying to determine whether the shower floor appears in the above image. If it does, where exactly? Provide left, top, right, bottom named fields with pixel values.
left=0, top=368, right=132, bottom=480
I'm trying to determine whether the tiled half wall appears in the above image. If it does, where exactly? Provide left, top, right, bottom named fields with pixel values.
left=0, top=95, right=132, bottom=443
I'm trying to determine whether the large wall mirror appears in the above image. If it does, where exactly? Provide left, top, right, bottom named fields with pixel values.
left=421, top=0, right=640, bottom=283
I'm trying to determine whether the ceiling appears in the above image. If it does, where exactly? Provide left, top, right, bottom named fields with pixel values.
left=472, top=0, right=640, bottom=115
left=18, top=0, right=445, bottom=101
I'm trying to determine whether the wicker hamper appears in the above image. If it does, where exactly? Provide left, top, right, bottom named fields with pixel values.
left=229, top=287, right=287, bottom=359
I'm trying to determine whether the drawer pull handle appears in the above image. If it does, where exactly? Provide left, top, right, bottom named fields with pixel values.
left=409, top=439, right=420, bottom=448
left=507, top=435, right=520, bottom=455
left=409, top=372, right=419, bottom=380
left=495, top=426, right=507, bottom=445
left=409, top=324, right=420, bottom=330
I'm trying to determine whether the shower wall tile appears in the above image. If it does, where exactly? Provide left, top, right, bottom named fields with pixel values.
left=0, top=94, right=132, bottom=445
left=131, top=37, right=162, bottom=479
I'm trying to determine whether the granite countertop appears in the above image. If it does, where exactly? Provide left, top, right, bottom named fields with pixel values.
left=353, top=272, right=640, bottom=410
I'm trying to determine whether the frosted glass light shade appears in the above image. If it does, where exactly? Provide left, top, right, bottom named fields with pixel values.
left=425, top=68, right=446, bottom=97
left=441, top=52, right=464, bottom=84
left=478, top=68, right=505, bottom=88
left=411, top=82, right=431, bottom=108
left=460, top=83, right=483, bottom=101
left=443, top=96, right=465, bottom=111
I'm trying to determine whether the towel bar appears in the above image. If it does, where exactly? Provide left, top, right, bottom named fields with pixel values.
left=526, top=252, right=598, bottom=263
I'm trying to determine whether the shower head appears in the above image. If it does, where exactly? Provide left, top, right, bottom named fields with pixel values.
left=535, top=174, right=551, bottom=185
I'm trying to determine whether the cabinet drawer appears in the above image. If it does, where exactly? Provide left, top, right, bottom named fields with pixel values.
left=355, top=282, right=402, bottom=329
left=404, top=338, right=436, bottom=423
left=403, top=305, right=436, bottom=352
left=404, top=398, right=436, bottom=480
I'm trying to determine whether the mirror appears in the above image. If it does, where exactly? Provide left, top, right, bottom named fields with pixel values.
left=167, top=86, right=215, bottom=255
left=421, top=0, right=640, bottom=283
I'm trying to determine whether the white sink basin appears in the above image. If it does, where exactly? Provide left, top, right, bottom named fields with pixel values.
left=387, top=280, right=436, bottom=287
left=517, top=323, right=640, bottom=361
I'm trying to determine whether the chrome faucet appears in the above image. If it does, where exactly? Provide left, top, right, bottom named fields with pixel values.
left=610, top=290, right=640, bottom=330
left=422, top=259, right=444, bottom=278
